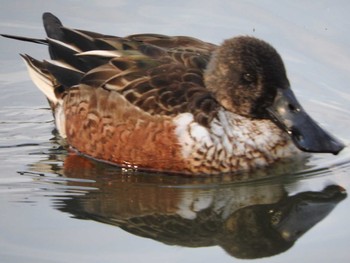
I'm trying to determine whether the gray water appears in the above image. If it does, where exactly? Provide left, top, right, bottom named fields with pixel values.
left=1, top=1, right=350, bottom=262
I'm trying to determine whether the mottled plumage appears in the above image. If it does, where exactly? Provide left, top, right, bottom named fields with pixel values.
left=1, top=13, right=344, bottom=175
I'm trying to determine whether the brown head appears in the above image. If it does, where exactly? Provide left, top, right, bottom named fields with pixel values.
left=205, top=36, right=344, bottom=154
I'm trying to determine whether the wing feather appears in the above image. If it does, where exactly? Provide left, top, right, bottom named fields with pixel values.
left=11, top=13, right=221, bottom=126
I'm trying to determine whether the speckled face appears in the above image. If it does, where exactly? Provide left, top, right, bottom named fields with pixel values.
left=205, top=36, right=290, bottom=119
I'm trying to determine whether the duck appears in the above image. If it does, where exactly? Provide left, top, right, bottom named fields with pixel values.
left=1, top=12, right=344, bottom=175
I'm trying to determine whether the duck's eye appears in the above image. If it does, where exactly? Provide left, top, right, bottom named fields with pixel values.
left=242, top=73, right=256, bottom=84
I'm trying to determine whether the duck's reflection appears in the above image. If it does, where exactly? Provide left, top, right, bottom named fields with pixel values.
left=32, top=153, right=346, bottom=259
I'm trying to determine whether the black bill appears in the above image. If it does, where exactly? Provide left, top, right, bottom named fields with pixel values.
left=267, top=87, right=345, bottom=154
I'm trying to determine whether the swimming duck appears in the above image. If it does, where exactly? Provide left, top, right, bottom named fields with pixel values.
left=1, top=12, right=344, bottom=175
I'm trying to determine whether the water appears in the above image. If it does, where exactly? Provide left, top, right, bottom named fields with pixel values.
left=1, top=1, right=350, bottom=262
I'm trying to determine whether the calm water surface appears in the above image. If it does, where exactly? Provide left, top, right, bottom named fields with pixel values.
left=1, top=1, right=350, bottom=262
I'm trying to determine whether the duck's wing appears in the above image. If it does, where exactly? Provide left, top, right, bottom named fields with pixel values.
left=2, top=13, right=221, bottom=126
left=38, top=13, right=221, bottom=126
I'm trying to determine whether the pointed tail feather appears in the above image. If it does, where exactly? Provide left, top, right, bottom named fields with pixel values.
left=1, top=34, right=47, bottom=45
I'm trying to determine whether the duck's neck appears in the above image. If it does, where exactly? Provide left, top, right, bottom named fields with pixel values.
left=204, top=50, right=232, bottom=109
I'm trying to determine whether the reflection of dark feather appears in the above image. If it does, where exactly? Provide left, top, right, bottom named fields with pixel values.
left=58, top=182, right=346, bottom=259
left=29, top=147, right=346, bottom=259
left=121, top=210, right=221, bottom=248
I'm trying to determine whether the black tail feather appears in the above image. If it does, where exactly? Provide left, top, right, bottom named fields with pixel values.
left=42, top=12, right=65, bottom=41
left=1, top=34, right=47, bottom=45
left=44, top=60, right=84, bottom=87
left=61, top=27, right=99, bottom=51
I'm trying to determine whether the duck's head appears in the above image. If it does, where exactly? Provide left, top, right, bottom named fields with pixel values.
left=205, top=36, right=344, bottom=154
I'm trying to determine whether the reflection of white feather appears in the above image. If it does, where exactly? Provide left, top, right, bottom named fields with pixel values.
left=176, top=190, right=213, bottom=220
left=176, top=185, right=284, bottom=220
